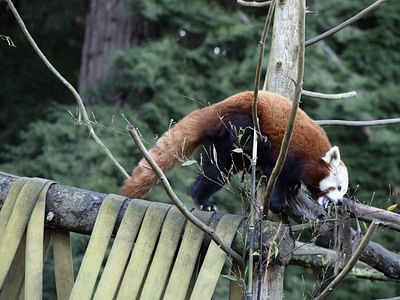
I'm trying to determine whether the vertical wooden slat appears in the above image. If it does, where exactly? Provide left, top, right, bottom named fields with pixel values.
left=52, top=232, right=74, bottom=300
left=0, top=178, right=49, bottom=287
left=25, top=181, right=52, bottom=300
left=69, top=194, right=124, bottom=300
left=0, top=234, right=26, bottom=300
left=93, top=200, right=150, bottom=300
left=163, top=211, right=214, bottom=300
left=189, top=214, right=243, bottom=300
left=116, top=203, right=170, bottom=300
left=140, top=207, right=187, bottom=300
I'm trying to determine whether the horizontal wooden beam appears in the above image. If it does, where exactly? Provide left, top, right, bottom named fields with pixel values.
left=0, top=172, right=294, bottom=265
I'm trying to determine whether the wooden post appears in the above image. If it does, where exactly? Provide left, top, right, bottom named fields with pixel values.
left=263, top=0, right=305, bottom=99
left=257, top=0, right=306, bottom=298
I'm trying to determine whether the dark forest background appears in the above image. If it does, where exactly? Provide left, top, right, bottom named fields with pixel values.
left=1, top=0, right=399, bottom=298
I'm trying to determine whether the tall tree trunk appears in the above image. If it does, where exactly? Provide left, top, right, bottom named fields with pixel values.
left=256, top=0, right=306, bottom=299
left=78, top=0, right=153, bottom=104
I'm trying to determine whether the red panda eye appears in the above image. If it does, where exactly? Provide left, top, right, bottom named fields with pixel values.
left=338, top=185, right=342, bottom=191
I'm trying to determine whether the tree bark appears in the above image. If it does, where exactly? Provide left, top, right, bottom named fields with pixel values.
left=263, top=0, right=304, bottom=100
left=257, top=0, right=306, bottom=298
left=78, top=0, right=154, bottom=103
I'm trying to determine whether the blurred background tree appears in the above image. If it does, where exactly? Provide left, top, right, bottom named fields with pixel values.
left=1, top=0, right=399, bottom=298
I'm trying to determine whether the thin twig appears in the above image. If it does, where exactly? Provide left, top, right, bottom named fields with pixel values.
left=263, top=0, right=305, bottom=209
left=317, top=118, right=400, bottom=127
left=126, top=125, right=243, bottom=264
left=305, top=0, right=386, bottom=47
left=265, top=221, right=282, bottom=269
left=237, top=0, right=272, bottom=7
left=0, top=34, right=16, bottom=47
left=252, top=0, right=275, bottom=133
left=302, top=90, right=357, bottom=100
left=313, top=220, right=380, bottom=300
left=5, top=0, right=130, bottom=179
left=247, top=130, right=258, bottom=299
left=248, top=2, right=275, bottom=298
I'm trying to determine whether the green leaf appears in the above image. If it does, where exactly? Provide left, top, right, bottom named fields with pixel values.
left=232, top=148, right=243, bottom=154
left=273, top=242, right=280, bottom=258
left=212, top=145, right=218, bottom=164
left=181, top=160, right=197, bottom=167
left=221, top=274, right=240, bottom=282
left=387, top=203, right=398, bottom=212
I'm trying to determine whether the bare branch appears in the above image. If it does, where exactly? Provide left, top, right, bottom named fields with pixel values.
left=302, top=90, right=357, bottom=100
left=314, top=220, right=380, bottom=300
left=292, top=242, right=397, bottom=282
left=5, top=0, right=130, bottom=179
left=126, top=126, right=243, bottom=263
left=343, top=200, right=400, bottom=232
left=237, top=0, right=272, bottom=8
left=305, top=0, right=386, bottom=47
left=287, top=193, right=400, bottom=279
left=317, top=118, right=400, bottom=127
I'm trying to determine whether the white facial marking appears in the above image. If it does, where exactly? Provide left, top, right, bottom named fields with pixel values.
left=318, top=146, right=349, bottom=208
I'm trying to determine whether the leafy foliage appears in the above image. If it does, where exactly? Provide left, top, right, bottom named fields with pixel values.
left=0, top=0, right=86, bottom=154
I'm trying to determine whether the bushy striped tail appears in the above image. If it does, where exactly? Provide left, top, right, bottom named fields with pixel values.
left=120, top=108, right=212, bottom=198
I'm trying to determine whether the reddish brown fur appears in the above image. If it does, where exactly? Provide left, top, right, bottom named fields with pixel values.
left=120, top=91, right=331, bottom=198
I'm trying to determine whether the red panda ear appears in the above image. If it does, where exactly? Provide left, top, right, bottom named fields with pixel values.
left=321, top=146, right=341, bottom=167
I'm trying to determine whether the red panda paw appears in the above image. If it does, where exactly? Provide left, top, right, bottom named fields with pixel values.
left=199, top=204, right=217, bottom=212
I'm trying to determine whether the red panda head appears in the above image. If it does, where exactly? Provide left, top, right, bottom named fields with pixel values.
left=303, top=146, right=348, bottom=208
left=317, top=146, right=349, bottom=208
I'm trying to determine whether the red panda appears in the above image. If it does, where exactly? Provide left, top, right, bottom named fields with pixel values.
left=120, top=91, right=348, bottom=213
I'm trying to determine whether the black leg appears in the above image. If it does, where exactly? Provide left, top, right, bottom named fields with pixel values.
left=191, top=165, right=225, bottom=211
left=269, top=179, right=288, bottom=214
left=191, top=117, right=253, bottom=211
